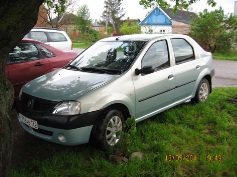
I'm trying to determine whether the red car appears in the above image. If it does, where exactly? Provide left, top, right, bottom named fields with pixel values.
left=5, top=39, right=78, bottom=98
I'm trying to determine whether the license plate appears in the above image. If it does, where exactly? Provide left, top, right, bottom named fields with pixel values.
left=18, top=113, right=38, bottom=129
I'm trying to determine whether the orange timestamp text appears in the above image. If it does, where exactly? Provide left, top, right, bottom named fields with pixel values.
left=166, top=154, right=223, bottom=162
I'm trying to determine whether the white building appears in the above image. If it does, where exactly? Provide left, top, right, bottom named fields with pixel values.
left=139, top=7, right=197, bottom=35
left=235, top=1, right=237, bottom=17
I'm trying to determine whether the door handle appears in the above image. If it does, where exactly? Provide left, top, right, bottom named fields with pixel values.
left=35, top=62, right=44, bottom=66
left=196, top=65, right=200, bottom=69
left=168, top=74, right=174, bottom=79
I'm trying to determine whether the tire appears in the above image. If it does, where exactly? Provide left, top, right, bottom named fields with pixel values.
left=94, top=109, right=124, bottom=150
left=193, top=78, right=210, bottom=103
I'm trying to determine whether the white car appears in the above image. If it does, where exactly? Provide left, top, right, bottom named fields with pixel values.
left=24, top=28, right=73, bottom=51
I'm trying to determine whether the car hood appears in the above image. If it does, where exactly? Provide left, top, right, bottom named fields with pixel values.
left=23, top=69, right=119, bottom=101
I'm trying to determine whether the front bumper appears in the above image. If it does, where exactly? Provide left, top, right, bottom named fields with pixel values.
left=15, top=100, right=102, bottom=129
left=16, top=100, right=102, bottom=145
left=18, top=114, right=93, bottom=145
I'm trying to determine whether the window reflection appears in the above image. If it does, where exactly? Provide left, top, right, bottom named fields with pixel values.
left=142, top=40, right=170, bottom=71
left=171, top=38, right=195, bottom=64
left=8, top=43, right=39, bottom=64
left=70, top=41, right=146, bottom=74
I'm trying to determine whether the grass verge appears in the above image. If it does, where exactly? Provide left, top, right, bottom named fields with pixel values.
left=213, top=50, right=237, bottom=61
left=10, top=87, right=237, bottom=177
left=73, top=43, right=93, bottom=49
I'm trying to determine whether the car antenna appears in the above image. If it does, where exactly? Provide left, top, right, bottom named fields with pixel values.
left=116, top=36, right=120, bottom=41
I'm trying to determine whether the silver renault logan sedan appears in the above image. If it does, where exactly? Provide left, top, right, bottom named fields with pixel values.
left=16, top=34, right=215, bottom=150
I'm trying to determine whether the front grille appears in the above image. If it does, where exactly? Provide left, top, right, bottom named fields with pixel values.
left=34, top=128, right=53, bottom=136
left=21, top=92, right=59, bottom=112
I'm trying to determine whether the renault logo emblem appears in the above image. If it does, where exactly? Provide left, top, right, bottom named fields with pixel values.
left=27, top=100, right=33, bottom=108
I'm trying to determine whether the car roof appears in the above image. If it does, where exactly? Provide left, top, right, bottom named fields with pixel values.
left=20, top=38, right=67, bottom=54
left=99, top=34, right=188, bottom=42
left=31, top=28, right=66, bottom=33
left=21, top=38, right=43, bottom=44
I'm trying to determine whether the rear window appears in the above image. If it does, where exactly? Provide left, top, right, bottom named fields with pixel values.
left=47, top=32, right=68, bottom=42
left=37, top=44, right=56, bottom=58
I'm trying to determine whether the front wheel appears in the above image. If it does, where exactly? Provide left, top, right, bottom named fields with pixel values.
left=94, top=109, right=124, bottom=150
left=193, top=78, right=210, bottom=103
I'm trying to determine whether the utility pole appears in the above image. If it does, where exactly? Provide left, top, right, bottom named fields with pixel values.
left=105, top=5, right=109, bottom=34
left=235, top=1, right=237, bottom=17
left=104, top=1, right=117, bottom=35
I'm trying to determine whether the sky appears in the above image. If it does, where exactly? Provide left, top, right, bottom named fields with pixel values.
left=72, top=0, right=236, bottom=21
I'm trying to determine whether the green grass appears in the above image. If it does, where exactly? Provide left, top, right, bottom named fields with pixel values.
left=10, top=88, right=237, bottom=177
left=213, top=50, right=237, bottom=61
left=73, top=42, right=93, bottom=49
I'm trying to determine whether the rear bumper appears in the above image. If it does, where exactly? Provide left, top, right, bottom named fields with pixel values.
left=211, top=68, right=215, bottom=78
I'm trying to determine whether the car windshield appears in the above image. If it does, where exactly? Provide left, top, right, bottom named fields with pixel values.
left=67, top=41, right=146, bottom=74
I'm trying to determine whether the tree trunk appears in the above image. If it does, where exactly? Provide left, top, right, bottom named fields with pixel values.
left=0, top=1, right=43, bottom=176
left=0, top=55, right=14, bottom=177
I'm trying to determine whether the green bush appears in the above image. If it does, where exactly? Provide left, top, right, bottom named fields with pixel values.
left=77, top=29, right=99, bottom=43
left=88, top=29, right=99, bottom=42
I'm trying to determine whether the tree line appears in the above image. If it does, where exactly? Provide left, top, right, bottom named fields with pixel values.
left=38, top=0, right=237, bottom=53
left=76, top=1, right=237, bottom=53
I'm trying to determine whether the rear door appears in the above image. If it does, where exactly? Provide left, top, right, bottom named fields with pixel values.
left=6, top=42, right=50, bottom=98
left=170, top=38, right=201, bottom=102
left=37, top=44, right=74, bottom=69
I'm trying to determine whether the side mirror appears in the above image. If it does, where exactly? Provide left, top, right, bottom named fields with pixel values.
left=135, top=66, right=154, bottom=75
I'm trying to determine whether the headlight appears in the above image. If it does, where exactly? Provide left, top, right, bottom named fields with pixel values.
left=53, top=101, right=80, bottom=115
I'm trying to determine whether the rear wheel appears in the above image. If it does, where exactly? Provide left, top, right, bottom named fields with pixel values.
left=193, top=78, right=210, bottom=103
left=94, top=109, right=124, bottom=150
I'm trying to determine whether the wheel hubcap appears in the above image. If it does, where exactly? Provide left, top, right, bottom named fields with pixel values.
left=106, top=116, right=122, bottom=146
left=199, top=83, right=209, bottom=101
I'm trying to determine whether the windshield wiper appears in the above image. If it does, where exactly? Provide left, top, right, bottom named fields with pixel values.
left=100, top=68, right=121, bottom=74
left=66, top=64, right=82, bottom=71
left=81, top=67, right=121, bottom=74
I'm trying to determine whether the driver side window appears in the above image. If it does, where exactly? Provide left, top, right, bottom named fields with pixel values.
left=142, top=40, right=170, bottom=71
left=8, top=43, right=39, bottom=64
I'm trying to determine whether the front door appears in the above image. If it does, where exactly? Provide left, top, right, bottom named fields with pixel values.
left=6, top=42, right=50, bottom=98
left=133, top=39, right=175, bottom=121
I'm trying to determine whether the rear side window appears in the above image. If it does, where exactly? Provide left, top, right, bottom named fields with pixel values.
left=171, top=38, right=195, bottom=64
left=47, top=32, right=67, bottom=42
left=37, top=44, right=56, bottom=58
left=8, top=43, right=39, bottom=64
left=30, top=32, right=48, bottom=43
